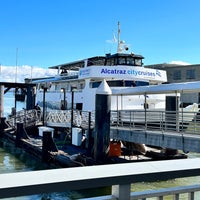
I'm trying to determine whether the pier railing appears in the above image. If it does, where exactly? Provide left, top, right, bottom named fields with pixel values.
left=0, top=158, right=200, bottom=199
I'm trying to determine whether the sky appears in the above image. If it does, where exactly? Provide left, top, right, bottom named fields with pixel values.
left=1, top=0, right=200, bottom=81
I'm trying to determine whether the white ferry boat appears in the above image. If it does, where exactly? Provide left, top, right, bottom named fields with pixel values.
left=31, top=23, right=167, bottom=113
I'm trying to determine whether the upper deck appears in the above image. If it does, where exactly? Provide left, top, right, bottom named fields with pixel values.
left=49, top=53, right=144, bottom=71
left=47, top=53, right=167, bottom=84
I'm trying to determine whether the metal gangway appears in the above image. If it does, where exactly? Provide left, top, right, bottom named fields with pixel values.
left=44, top=108, right=200, bottom=133
left=111, top=109, right=200, bottom=134
left=6, top=107, right=200, bottom=152
left=6, top=109, right=41, bottom=129
left=110, top=109, right=200, bottom=153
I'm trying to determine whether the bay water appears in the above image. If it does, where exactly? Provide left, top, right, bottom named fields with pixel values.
left=1, top=92, right=200, bottom=199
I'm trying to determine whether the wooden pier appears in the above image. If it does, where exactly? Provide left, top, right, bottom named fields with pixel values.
left=0, top=82, right=36, bottom=117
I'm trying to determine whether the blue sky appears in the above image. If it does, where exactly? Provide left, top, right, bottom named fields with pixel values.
left=1, top=0, right=200, bottom=69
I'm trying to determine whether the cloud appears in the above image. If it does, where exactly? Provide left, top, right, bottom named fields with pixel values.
left=169, top=61, right=190, bottom=65
left=0, top=65, right=57, bottom=83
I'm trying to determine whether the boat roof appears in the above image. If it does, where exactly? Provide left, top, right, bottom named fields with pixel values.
left=112, top=81, right=200, bottom=95
left=106, top=53, right=144, bottom=59
left=49, top=56, right=105, bottom=71
left=48, top=53, right=144, bottom=71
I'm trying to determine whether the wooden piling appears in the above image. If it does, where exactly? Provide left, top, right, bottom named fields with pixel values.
left=15, top=122, right=30, bottom=147
left=94, top=80, right=112, bottom=161
left=0, top=117, right=7, bottom=137
left=42, top=131, right=58, bottom=162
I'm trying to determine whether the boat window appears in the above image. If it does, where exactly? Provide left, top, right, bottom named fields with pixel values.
left=90, top=81, right=101, bottom=88
left=118, top=57, right=126, bottom=65
left=90, top=80, right=149, bottom=88
left=126, top=57, right=135, bottom=65
left=55, top=84, right=60, bottom=91
left=76, top=103, right=83, bottom=111
left=60, top=69, right=68, bottom=75
left=77, top=81, right=85, bottom=90
left=106, top=58, right=115, bottom=66
left=135, top=58, right=142, bottom=66
left=124, top=81, right=136, bottom=87
left=136, top=81, right=149, bottom=86
left=107, top=80, right=124, bottom=87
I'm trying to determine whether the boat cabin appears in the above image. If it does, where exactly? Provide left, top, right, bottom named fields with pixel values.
left=104, top=53, right=144, bottom=66
left=49, top=53, right=144, bottom=76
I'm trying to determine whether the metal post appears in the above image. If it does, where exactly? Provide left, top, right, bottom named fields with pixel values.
left=14, top=88, right=17, bottom=111
left=112, top=184, right=131, bottom=200
left=144, top=92, right=147, bottom=130
left=43, top=88, right=47, bottom=125
left=63, top=88, right=66, bottom=109
left=71, top=89, right=74, bottom=133
left=87, top=111, right=92, bottom=151
left=26, top=85, right=35, bottom=110
left=0, top=85, right=4, bottom=118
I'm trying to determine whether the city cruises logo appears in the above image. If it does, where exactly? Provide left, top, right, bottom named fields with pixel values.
left=100, top=68, right=158, bottom=78
left=156, top=70, right=161, bottom=77
left=79, top=68, right=90, bottom=76
left=79, top=66, right=165, bottom=81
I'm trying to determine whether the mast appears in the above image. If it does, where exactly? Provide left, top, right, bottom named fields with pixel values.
left=117, top=21, right=121, bottom=53
left=117, top=22, right=129, bottom=53
left=15, top=48, right=18, bottom=82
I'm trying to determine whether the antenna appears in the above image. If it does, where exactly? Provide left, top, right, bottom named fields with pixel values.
left=117, top=21, right=121, bottom=53
left=15, top=48, right=18, bottom=82
left=117, top=22, right=130, bottom=53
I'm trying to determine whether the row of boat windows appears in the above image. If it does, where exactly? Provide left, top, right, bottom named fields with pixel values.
left=49, top=80, right=149, bottom=91
left=91, top=80, right=149, bottom=88
left=86, top=57, right=143, bottom=67
left=104, top=57, right=143, bottom=66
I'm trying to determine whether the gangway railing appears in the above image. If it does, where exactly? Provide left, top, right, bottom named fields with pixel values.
left=6, top=109, right=41, bottom=129
left=45, top=110, right=95, bottom=129
left=43, top=108, right=200, bottom=135
left=8, top=108, right=200, bottom=135
left=111, top=109, right=200, bottom=135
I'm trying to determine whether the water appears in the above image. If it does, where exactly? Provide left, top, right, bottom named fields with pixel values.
left=1, top=92, right=200, bottom=199
left=3, top=92, right=25, bottom=117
